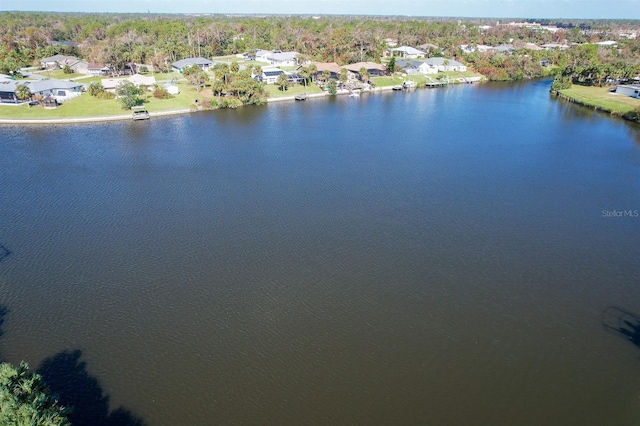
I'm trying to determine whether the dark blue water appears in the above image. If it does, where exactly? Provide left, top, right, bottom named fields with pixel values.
left=1, top=81, right=640, bottom=425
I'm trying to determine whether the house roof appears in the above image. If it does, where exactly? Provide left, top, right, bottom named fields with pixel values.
left=0, top=79, right=22, bottom=92
left=172, top=57, right=213, bottom=69
left=88, top=63, right=109, bottom=70
left=344, top=62, right=385, bottom=72
left=263, top=69, right=285, bottom=77
left=522, top=42, right=544, bottom=51
left=270, top=51, right=299, bottom=62
left=40, top=55, right=79, bottom=64
left=419, top=43, right=439, bottom=50
left=391, top=46, right=426, bottom=56
left=312, top=62, right=342, bottom=74
left=27, top=79, right=83, bottom=93
left=396, top=60, right=423, bottom=69
left=128, top=74, right=156, bottom=86
left=424, top=57, right=465, bottom=67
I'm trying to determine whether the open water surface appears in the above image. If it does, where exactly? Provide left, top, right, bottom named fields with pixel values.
left=1, top=80, right=640, bottom=424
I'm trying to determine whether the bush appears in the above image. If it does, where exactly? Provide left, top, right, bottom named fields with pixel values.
left=153, top=85, right=171, bottom=99
left=139, top=65, right=148, bottom=73
left=551, top=76, right=572, bottom=91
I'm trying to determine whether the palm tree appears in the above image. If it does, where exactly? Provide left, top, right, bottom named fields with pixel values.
left=14, top=83, right=31, bottom=102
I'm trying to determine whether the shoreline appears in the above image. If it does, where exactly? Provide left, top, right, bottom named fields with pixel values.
left=553, top=89, right=640, bottom=124
left=0, top=81, right=470, bottom=125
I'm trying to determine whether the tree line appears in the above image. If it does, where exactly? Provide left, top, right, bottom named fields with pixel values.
left=1, top=12, right=639, bottom=84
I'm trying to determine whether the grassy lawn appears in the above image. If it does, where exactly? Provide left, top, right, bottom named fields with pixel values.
left=0, top=83, right=202, bottom=120
left=372, top=70, right=484, bottom=88
left=33, top=69, right=74, bottom=80
left=264, top=83, right=323, bottom=98
left=559, top=85, right=640, bottom=115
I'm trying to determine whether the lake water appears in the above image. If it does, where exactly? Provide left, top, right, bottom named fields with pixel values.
left=1, top=80, right=640, bottom=425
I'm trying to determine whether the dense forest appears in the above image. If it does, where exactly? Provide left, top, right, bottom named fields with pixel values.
left=1, top=12, right=640, bottom=83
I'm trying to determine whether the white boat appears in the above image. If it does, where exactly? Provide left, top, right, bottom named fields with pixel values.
left=131, top=106, right=150, bottom=120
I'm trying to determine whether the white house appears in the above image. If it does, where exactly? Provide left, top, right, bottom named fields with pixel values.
left=28, top=79, right=83, bottom=102
left=396, top=60, right=437, bottom=75
left=253, top=50, right=300, bottom=66
left=260, top=68, right=285, bottom=84
left=390, top=46, right=426, bottom=59
left=423, top=57, right=467, bottom=72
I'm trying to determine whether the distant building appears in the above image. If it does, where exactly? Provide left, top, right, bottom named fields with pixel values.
left=390, top=46, right=426, bottom=59
left=172, top=57, right=214, bottom=73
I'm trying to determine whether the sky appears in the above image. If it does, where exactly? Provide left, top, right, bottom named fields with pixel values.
left=1, top=0, right=639, bottom=20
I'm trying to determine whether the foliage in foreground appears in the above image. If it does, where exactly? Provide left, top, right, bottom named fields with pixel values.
left=0, top=361, right=70, bottom=426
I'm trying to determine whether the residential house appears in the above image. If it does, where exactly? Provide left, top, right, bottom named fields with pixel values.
left=0, top=78, right=83, bottom=103
left=390, top=46, right=426, bottom=59
left=172, top=57, right=214, bottom=73
left=418, top=43, right=440, bottom=54
left=40, top=55, right=81, bottom=69
left=423, top=57, right=467, bottom=72
left=395, top=60, right=438, bottom=75
left=0, top=80, right=23, bottom=103
left=492, top=44, right=515, bottom=54
left=252, top=50, right=300, bottom=67
left=259, top=68, right=285, bottom=84
left=311, top=62, right=343, bottom=80
left=87, top=63, right=110, bottom=76
left=28, top=79, right=84, bottom=102
left=616, top=84, right=640, bottom=98
left=344, top=62, right=386, bottom=79
left=128, top=74, right=157, bottom=90
left=286, top=72, right=306, bottom=85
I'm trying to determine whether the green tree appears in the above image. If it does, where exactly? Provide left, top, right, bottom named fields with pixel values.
left=88, top=81, right=104, bottom=96
left=14, top=83, right=31, bottom=101
left=359, top=67, right=370, bottom=83
left=183, top=65, right=209, bottom=91
left=0, top=361, right=71, bottom=426
left=277, top=72, right=289, bottom=91
left=339, top=68, right=348, bottom=85
left=115, top=80, right=143, bottom=109
left=328, top=78, right=337, bottom=95
left=387, top=57, right=396, bottom=74
left=62, top=64, right=73, bottom=74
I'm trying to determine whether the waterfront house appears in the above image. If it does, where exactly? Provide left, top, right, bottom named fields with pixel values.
left=344, top=62, right=386, bottom=79
left=396, top=60, right=438, bottom=75
left=172, top=57, right=214, bottom=73
left=311, top=62, right=343, bottom=80
left=616, top=84, right=640, bottom=98
left=423, top=57, right=467, bottom=72
left=28, top=79, right=84, bottom=102
left=0, top=78, right=83, bottom=103
left=0, top=79, right=22, bottom=103
left=259, top=68, right=285, bottom=84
